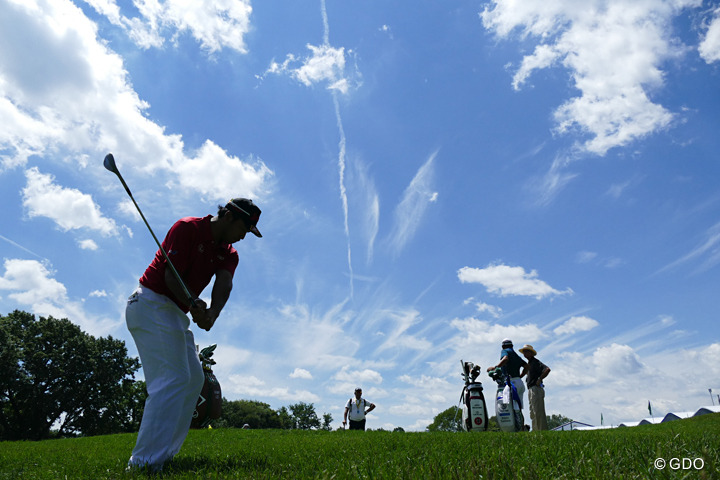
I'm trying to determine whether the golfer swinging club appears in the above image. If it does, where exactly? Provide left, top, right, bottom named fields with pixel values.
left=125, top=198, right=262, bottom=472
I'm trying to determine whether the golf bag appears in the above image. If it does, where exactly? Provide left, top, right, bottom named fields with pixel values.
left=458, top=360, right=488, bottom=432
left=488, top=367, right=524, bottom=432
left=191, top=344, right=222, bottom=429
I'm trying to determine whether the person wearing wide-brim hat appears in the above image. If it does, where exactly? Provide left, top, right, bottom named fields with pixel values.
left=519, top=344, right=551, bottom=431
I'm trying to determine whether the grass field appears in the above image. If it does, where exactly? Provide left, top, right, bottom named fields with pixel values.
left=1, top=414, right=718, bottom=479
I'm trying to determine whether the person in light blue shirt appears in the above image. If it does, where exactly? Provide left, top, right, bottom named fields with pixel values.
left=487, top=338, right=527, bottom=409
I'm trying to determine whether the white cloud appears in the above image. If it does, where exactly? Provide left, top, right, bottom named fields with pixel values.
left=78, top=239, right=99, bottom=250
left=481, top=0, right=694, bottom=155
left=0, top=0, right=270, bottom=202
left=225, top=374, right=321, bottom=403
left=333, top=365, right=383, bottom=385
left=88, top=289, right=107, bottom=297
left=458, top=263, right=572, bottom=299
left=170, top=140, right=273, bottom=202
left=22, top=167, right=117, bottom=235
left=554, top=315, right=600, bottom=335
left=266, top=44, right=360, bottom=94
left=84, top=0, right=253, bottom=53
left=386, top=151, right=439, bottom=256
left=0, top=259, right=66, bottom=305
left=450, top=317, right=545, bottom=348
left=0, top=258, right=119, bottom=336
left=290, top=368, right=313, bottom=380
left=464, top=298, right=503, bottom=318
left=699, top=7, right=720, bottom=63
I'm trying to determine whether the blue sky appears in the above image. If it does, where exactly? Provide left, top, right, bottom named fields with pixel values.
left=1, top=0, right=720, bottom=431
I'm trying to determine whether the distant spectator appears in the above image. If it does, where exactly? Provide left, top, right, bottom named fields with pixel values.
left=519, top=344, right=551, bottom=431
left=343, top=387, right=375, bottom=431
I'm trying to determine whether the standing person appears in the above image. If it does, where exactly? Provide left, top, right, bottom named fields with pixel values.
left=487, top=339, right=527, bottom=409
left=126, top=198, right=262, bottom=472
left=519, top=344, right=551, bottom=431
left=343, top=387, right=376, bottom=431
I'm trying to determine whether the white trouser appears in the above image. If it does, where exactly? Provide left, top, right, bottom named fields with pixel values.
left=126, top=285, right=204, bottom=468
left=510, top=377, right=526, bottom=409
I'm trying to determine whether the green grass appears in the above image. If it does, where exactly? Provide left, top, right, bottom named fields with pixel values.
left=1, top=414, right=718, bottom=479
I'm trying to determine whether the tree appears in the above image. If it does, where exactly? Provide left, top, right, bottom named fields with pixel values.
left=213, top=399, right=282, bottom=429
left=288, top=402, right=321, bottom=430
left=546, top=414, right=573, bottom=430
left=0, top=310, right=143, bottom=440
left=277, top=406, right=293, bottom=429
left=426, top=406, right=463, bottom=432
left=321, top=412, right=333, bottom=431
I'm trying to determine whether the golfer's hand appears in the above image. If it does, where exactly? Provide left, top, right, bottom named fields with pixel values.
left=204, top=308, right=220, bottom=330
left=190, top=299, right=212, bottom=331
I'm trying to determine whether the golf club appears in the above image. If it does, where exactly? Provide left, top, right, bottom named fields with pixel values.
left=103, top=153, right=197, bottom=309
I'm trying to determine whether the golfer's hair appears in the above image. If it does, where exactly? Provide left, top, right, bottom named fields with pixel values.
left=217, top=204, right=243, bottom=221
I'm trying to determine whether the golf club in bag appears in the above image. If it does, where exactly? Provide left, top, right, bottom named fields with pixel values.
left=488, top=367, right=524, bottom=432
left=456, top=360, right=488, bottom=432
left=191, top=344, right=222, bottom=428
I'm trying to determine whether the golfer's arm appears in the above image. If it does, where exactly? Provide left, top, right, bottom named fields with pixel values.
left=209, top=269, right=233, bottom=316
left=164, top=269, right=197, bottom=308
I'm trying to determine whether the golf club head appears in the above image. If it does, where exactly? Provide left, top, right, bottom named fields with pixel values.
left=103, top=153, right=119, bottom=174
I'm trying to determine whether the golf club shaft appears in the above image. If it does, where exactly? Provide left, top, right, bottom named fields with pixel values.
left=104, top=154, right=197, bottom=309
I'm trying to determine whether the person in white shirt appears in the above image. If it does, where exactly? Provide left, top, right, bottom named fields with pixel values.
left=343, top=387, right=376, bottom=430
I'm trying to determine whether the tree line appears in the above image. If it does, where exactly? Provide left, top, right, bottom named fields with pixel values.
left=0, top=311, right=333, bottom=440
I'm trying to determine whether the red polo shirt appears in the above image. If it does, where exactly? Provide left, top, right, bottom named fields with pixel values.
left=139, top=215, right=239, bottom=313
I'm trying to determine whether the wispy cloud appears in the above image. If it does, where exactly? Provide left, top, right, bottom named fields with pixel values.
left=0, top=234, right=47, bottom=260
left=386, top=151, right=439, bottom=256
left=657, top=222, right=720, bottom=275
left=347, top=155, right=380, bottom=265
left=530, top=154, right=579, bottom=206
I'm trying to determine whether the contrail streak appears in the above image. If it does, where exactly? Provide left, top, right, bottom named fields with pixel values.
left=321, top=0, right=354, bottom=298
